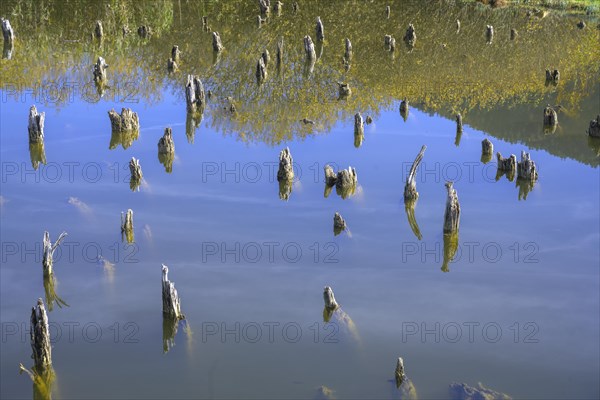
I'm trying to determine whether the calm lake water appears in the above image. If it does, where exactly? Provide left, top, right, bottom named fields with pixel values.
left=1, top=1, right=599, bottom=399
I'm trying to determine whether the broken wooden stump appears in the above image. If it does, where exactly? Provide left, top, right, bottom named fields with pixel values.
left=510, top=28, right=518, bottom=40
left=403, top=23, right=416, bottom=46
left=587, top=115, right=600, bottom=138
left=28, top=106, right=45, bottom=144
left=261, top=49, right=270, bottom=67
left=354, top=112, right=364, bottom=148
left=404, top=145, right=426, bottom=201
left=486, top=25, right=494, bottom=43
left=277, top=147, right=294, bottom=182
left=276, top=37, right=283, bottom=66
left=481, top=139, right=493, bottom=163
left=122, top=25, right=131, bottom=36
left=121, top=209, right=134, bottom=244
left=333, top=212, right=347, bottom=236
left=292, top=1, right=299, bottom=13
left=42, top=231, right=67, bottom=276
left=259, top=0, right=271, bottom=14
left=158, top=127, right=175, bottom=154
left=496, top=152, right=516, bottom=181
left=517, top=151, right=538, bottom=181
left=93, top=56, right=108, bottom=82
left=324, top=165, right=337, bottom=186
left=316, top=17, right=324, bottom=41
left=129, top=157, right=143, bottom=191
left=545, top=69, right=560, bottom=83
left=304, top=35, right=316, bottom=60
left=137, top=25, right=151, bottom=38
left=338, top=82, right=351, bottom=99
left=443, top=182, right=460, bottom=234
left=212, top=32, right=223, bottom=52
left=185, top=75, right=206, bottom=114
left=30, top=299, right=52, bottom=372
left=386, top=5, right=391, bottom=18
left=323, top=286, right=339, bottom=310
left=256, top=56, right=267, bottom=83
left=2, top=17, right=15, bottom=42
left=162, top=265, right=184, bottom=319
left=395, top=357, right=406, bottom=388
left=400, top=99, right=409, bottom=121
left=108, top=108, right=139, bottom=133
left=94, top=20, right=103, bottom=38
left=543, top=105, right=558, bottom=127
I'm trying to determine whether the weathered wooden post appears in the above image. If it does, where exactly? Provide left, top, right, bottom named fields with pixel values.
left=400, top=99, right=409, bottom=121
left=338, top=82, right=351, bottom=98
left=292, top=1, right=299, bottom=13
left=443, top=182, right=460, bottom=233
left=510, top=28, right=517, bottom=40
left=2, top=37, right=13, bottom=60
left=121, top=209, right=134, bottom=244
left=171, top=45, right=181, bottom=63
left=395, top=358, right=406, bottom=388
left=167, top=57, right=177, bottom=71
left=517, top=151, right=538, bottom=181
left=28, top=106, right=45, bottom=144
left=403, top=23, right=416, bottom=46
left=277, top=147, right=294, bottom=182
left=404, top=145, right=426, bottom=200
left=496, top=152, right=516, bottom=181
left=2, top=17, right=15, bottom=42
left=384, top=35, right=396, bottom=51
left=276, top=37, right=283, bottom=66
left=405, top=199, right=423, bottom=241
left=94, top=20, right=103, bottom=38
left=274, top=1, right=283, bottom=15
left=259, top=0, right=270, bottom=14
left=30, top=299, right=52, bottom=371
left=344, top=38, right=352, bottom=63
left=456, top=114, right=463, bottom=132
left=456, top=19, right=461, bottom=33
left=333, top=213, right=347, bottom=236
left=323, top=286, right=339, bottom=310
left=42, top=231, right=67, bottom=276
left=122, top=25, right=131, bottom=36
left=256, top=57, right=267, bottom=83
left=162, top=265, right=184, bottom=319
left=108, top=108, right=140, bottom=133
left=93, top=56, right=108, bottom=82
left=386, top=6, right=391, bottom=19
left=324, top=165, right=337, bottom=186
left=185, top=75, right=206, bottom=114
left=129, top=157, right=143, bottom=191
left=212, top=32, right=223, bottom=52
left=354, top=112, right=364, bottom=148
left=486, top=25, right=494, bottom=43
left=481, top=139, right=493, bottom=163
left=202, top=16, right=208, bottom=31
left=316, top=17, right=324, bottom=41
left=336, top=167, right=358, bottom=199
left=304, top=35, right=316, bottom=60
left=158, top=127, right=175, bottom=154
left=543, top=105, right=558, bottom=127
left=587, top=115, right=600, bottom=138
left=545, top=69, right=559, bottom=83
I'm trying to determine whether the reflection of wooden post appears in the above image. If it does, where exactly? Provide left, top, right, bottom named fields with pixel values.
left=94, top=20, right=103, bottom=38
left=404, top=145, right=426, bottom=200
left=42, top=231, right=67, bottom=276
left=323, top=286, right=338, bottom=310
left=456, top=114, right=463, bottom=132
left=442, top=231, right=459, bottom=273
left=405, top=199, right=423, bottom=241
left=443, top=182, right=460, bottom=234
left=93, top=56, right=108, bottom=82
left=212, top=32, right=223, bottom=52
left=395, top=357, right=406, bottom=388
left=277, top=147, right=294, bottom=181
left=333, top=212, right=346, bottom=236
left=588, top=115, right=600, bottom=138
left=162, top=265, right=183, bottom=319
left=400, top=99, right=409, bottom=121
left=316, top=17, right=324, bottom=41
left=517, top=151, right=538, bottom=181
left=28, top=106, right=45, bottom=144
left=30, top=299, right=52, bottom=372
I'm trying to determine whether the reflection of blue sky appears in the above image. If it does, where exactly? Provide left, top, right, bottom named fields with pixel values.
left=1, top=84, right=598, bottom=399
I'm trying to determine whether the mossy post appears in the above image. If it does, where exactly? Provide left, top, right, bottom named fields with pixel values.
left=28, top=106, right=45, bottom=144
left=42, top=231, right=67, bottom=276
left=443, top=182, right=460, bottom=234
left=404, top=145, right=426, bottom=201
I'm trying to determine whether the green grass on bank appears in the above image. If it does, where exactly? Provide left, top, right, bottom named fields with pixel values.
left=474, top=0, right=599, bottom=15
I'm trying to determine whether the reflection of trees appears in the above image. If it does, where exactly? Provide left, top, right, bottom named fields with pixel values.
left=1, top=0, right=598, bottom=162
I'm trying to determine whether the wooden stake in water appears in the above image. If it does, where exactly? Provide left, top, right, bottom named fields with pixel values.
left=162, top=265, right=184, bottom=319
left=42, top=231, right=67, bottom=276
left=28, top=106, right=45, bottom=144
left=404, top=145, right=426, bottom=201
left=443, top=182, right=460, bottom=233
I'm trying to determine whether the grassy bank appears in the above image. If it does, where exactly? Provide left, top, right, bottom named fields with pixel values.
left=475, top=0, right=599, bottom=15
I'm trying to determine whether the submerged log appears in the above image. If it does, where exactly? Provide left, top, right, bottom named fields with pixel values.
left=93, top=56, right=108, bottom=82
left=108, top=108, right=139, bottom=132
left=587, top=115, right=600, bottom=138
left=276, top=37, right=283, bottom=66
left=185, top=75, right=206, bottom=114
left=443, top=182, right=460, bottom=234
left=354, top=112, right=364, bottom=148
left=543, top=105, right=558, bottom=127
left=28, top=106, right=45, bottom=144
left=30, top=299, right=52, bottom=372
left=486, top=25, right=494, bottom=43
left=162, top=265, right=184, bottom=319
left=323, top=286, right=338, bottom=310
left=333, top=212, right=347, bottom=236
left=121, top=209, right=134, bottom=244
left=481, top=138, right=493, bottom=163
left=395, top=357, right=406, bottom=388
left=400, top=99, right=409, bottom=121
left=277, top=147, right=294, bottom=182
left=256, top=56, right=267, bottom=83
left=212, top=32, right=223, bottom=52
left=316, top=16, right=324, bottom=41
left=2, top=18, right=15, bottom=42
left=42, top=231, right=67, bottom=276
left=517, top=151, right=538, bottom=181
left=404, top=145, right=427, bottom=200
left=94, top=20, right=103, bottom=38
left=403, top=23, right=416, bottom=46
left=304, top=35, right=316, bottom=60
left=129, top=157, right=143, bottom=191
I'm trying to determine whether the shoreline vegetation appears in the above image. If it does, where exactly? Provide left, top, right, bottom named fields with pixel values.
left=474, top=0, right=599, bottom=15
